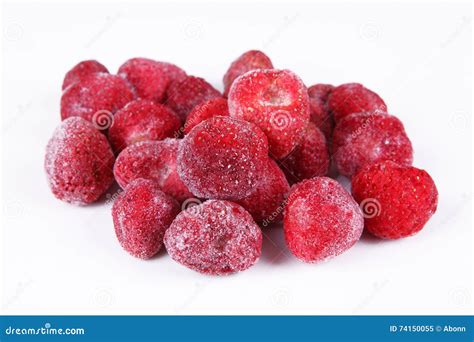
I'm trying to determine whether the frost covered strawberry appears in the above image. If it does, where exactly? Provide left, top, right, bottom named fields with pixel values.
left=332, top=112, right=413, bottom=177
left=166, top=75, right=221, bottom=121
left=112, top=179, right=179, bottom=259
left=307, top=83, right=334, bottom=139
left=183, top=98, right=229, bottom=134
left=164, top=200, right=262, bottom=275
left=228, top=69, right=310, bottom=159
left=177, top=116, right=269, bottom=200
left=279, top=122, right=329, bottom=184
left=155, top=61, right=187, bottom=84
left=352, top=161, right=438, bottom=239
left=237, top=159, right=289, bottom=223
left=62, top=60, right=109, bottom=90
left=327, top=83, right=387, bottom=123
left=108, top=99, right=181, bottom=152
left=118, top=58, right=169, bottom=103
left=61, top=73, right=134, bottom=125
left=114, top=139, right=193, bottom=203
left=284, top=177, right=364, bottom=263
left=45, top=117, right=115, bottom=205
left=223, top=50, right=273, bottom=97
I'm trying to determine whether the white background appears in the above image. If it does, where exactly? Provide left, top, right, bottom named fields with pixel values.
left=1, top=1, right=472, bottom=315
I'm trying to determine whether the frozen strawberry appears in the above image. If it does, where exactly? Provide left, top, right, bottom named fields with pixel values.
left=327, top=83, right=387, bottom=123
left=183, top=98, right=229, bottom=134
left=114, top=139, right=193, bottom=203
left=44, top=117, right=115, bottom=205
left=308, top=84, right=334, bottom=104
left=352, top=161, right=438, bottom=239
left=177, top=116, right=269, bottom=200
left=307, top=83, right=334, bottom=139
left=112, top=179, right=179, bottom=259
left=62, top=60, right=109, bottom=90
left=61, top=73, right=135, bottom=125
left=284, top=177, right=364, bottom=263
left=228, top=69, right=310, bottom=160
left=237, top=159, right=289, bottom=223
left=223, top=50, right=273, bottom=97
left=332, top=112, right=413, bottom=177
left=164, top=200, right=262, bottom=275
left=279, top=122, right=329, bottom=184
left=166, top=75, right=221, bottom=121
left=108, top=99, right=181, bottom=152
left=118, top=58, right=169, bottom=103
left=155, top=61, right=187, bottom=84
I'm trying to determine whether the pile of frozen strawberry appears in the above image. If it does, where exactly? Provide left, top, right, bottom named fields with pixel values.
left=45, top=51, right=438, bottom=275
